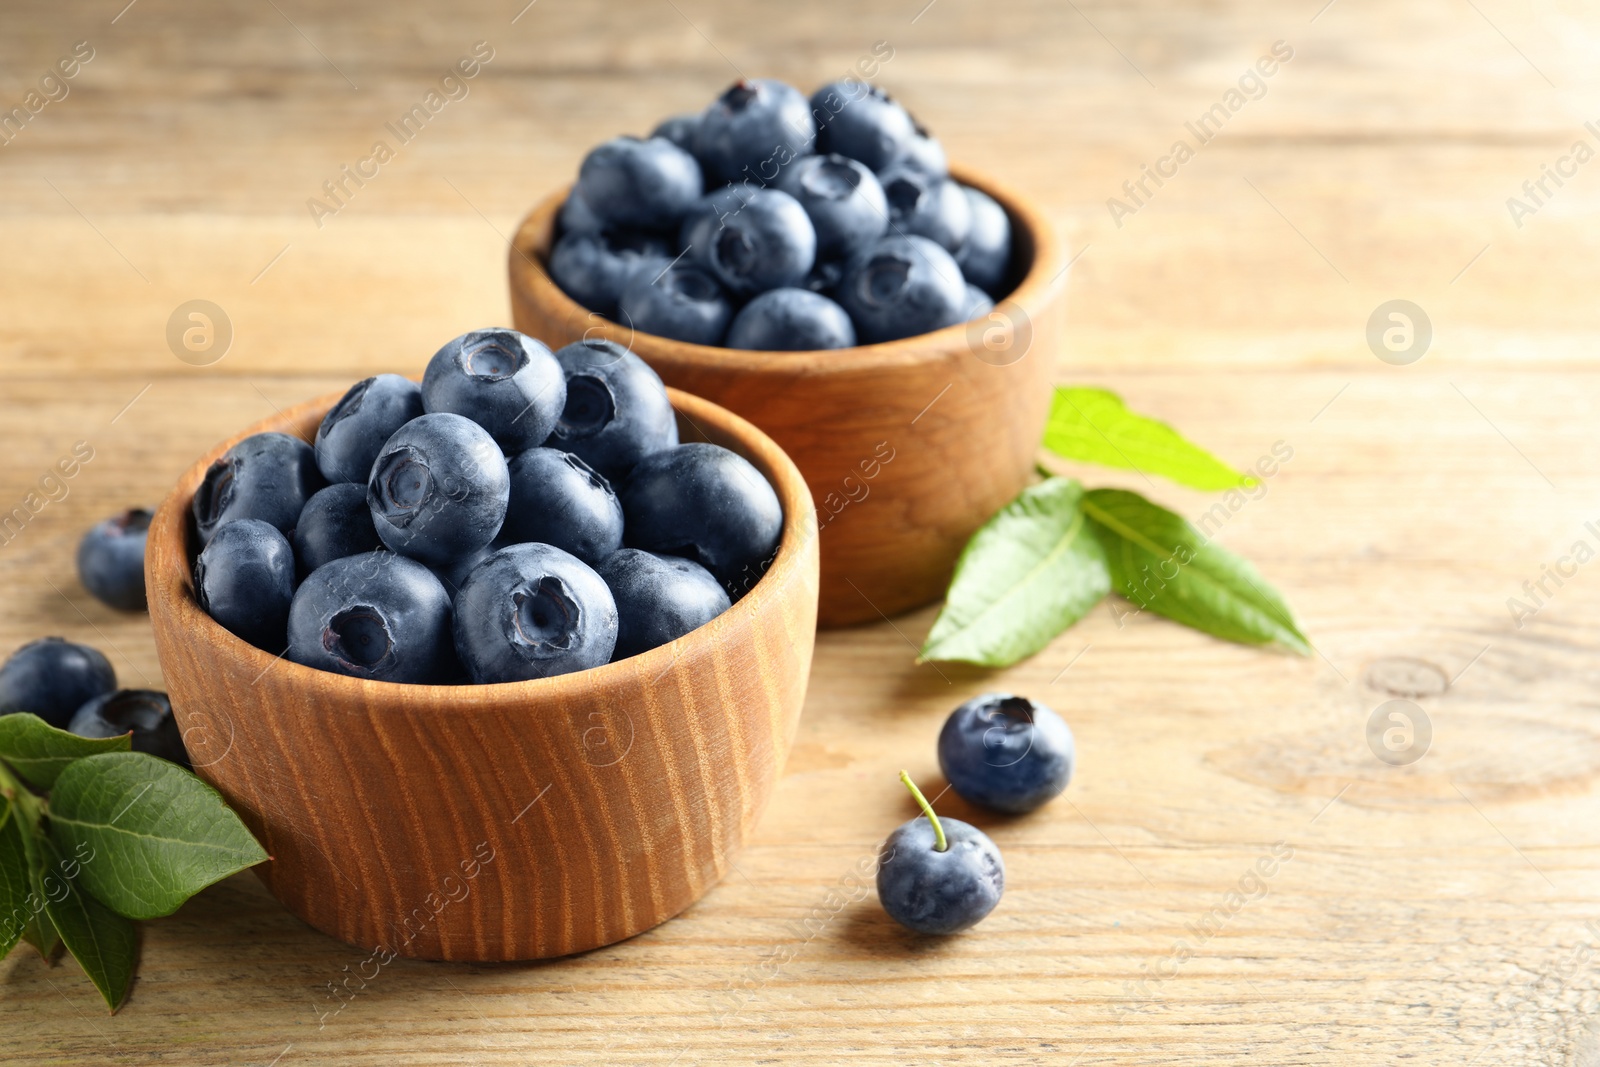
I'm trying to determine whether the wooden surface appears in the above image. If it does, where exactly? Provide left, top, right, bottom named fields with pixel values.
left=145, top=386, right=818, bottom=962
left=508, top=165, right=1061, bottom=627
left=3, top=0, right=1600, bottom=1063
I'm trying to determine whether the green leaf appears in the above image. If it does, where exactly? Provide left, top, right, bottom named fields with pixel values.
left=1081, top=488, right=1311, bottom=654
left=0, top=796, right=31, bottom=959
left=921, top=478, right=1111, bottom=666
left=39, top=833, right=137, bottom=1013
left=0, top=713, right=131, bottom=790
left=9, top=788, right=62, bottom=962
left=1043, top=387, right=1248, bottom=491
left=46, top=752, right=268, bottom=921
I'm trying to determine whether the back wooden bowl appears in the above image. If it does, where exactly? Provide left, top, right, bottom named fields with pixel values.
left=146, top=387, right=819, bottom=962
left=508, top=164, right=1064, bottom=627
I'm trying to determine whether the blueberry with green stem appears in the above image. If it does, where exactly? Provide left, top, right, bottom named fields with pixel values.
left=876, top=770, right=1004, bottom=935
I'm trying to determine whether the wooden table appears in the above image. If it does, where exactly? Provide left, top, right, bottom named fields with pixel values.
left=4, top=0, right=1598, bottom=1062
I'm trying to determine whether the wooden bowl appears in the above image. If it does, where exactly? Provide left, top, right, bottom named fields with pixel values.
left=508, top=164, right=1064, bottom=627
left=146, top=387, right=819, bottom=962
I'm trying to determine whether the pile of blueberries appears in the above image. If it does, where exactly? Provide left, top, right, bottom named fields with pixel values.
left=550, top=77, right=1013, bottom=350
left=190, top=329, right=782, bottom=685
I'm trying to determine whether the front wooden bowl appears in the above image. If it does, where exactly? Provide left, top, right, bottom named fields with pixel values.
left=146, top=387, right=819, bottom=962
left=508, top=164, right=1064, bottom=627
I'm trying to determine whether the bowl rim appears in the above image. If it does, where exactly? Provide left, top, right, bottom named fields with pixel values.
left=509, top=161, right=1064, bottom=373
left=146, top=384, right=818, bottom=704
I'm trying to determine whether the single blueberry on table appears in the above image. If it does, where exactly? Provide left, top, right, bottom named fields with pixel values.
left=368, top=413, right=510, bottom=566
left=287, top=551, right=456, bottom=684
left=192, top=431, right=325, bottom=546
left=597, top=548, right=730, bottom=661
left=650, top=112, right=702, bottom=153
left=810, top=81, right=916, bottom=172
left=879, top=164, right=972, bottom=255
left=620, top=442, right=783, bottom=597
left=963, top=283, right=994, bottom=321
left=0, top=637, right=116, bottom=729
left=421, top=329, right=567, bottom=454
left=501, top=447, right=624, bottom=566
left=69, top=689, right=189, bottom=767
left=955, top=184, right=1013, bottom=297
left=617, top=264, right=733, bottom=346
left=725, top=288, right=856, bottom=351
left=777, top=153, right=888, bottom=262
left=575, top=135, right=703, bottom=231
left=938, top=693, right=1074, bottom=814
left=549, top=228, right=672, bottom=318
left=545, top=338, right=680, bottom=482
left=314, top=374, right=424, bottom=485
left=193, top=518, right=297, bottom=652
left=77, top=507, right=151, bottom=612
left=683, top=186, right=815, bottom=297
left=876, top=772, right=1005, bottom=935
left=452, top=543, right=618, bottom=683
left=692, top=78, right=816, bottom=186
left=837, top=234, right=967, bottom=344
left=292, top=482, right=383, bottom=575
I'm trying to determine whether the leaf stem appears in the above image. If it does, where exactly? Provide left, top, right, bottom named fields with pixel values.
left=898, top=770, right=947, bottom=853
left=0, top=759, right=42, bottom=823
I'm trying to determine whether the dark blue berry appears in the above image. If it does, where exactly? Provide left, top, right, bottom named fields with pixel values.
left=292, top=483, right=382, bottom=575
left=557, top=190, right=604, bottom=237
left=955, top=185, right=1012, bottom=297
left=963, top=283, right=994, bottom=320
left=287, top=551, right=455, bottom=684
left=422, top=329, right=567, bottom=454
left=575, top=136, right=703, bottom=231
left=879, top=164, right=971, bottom=254
left=778, top=153, right=888, bottom=262
left=692, top=78, right=816, bottom=186
left=810, top=81, right=916, bottom=172
left=452, top=543, right=618, bottom=682
left=682, top=186, right=814, bottom=297
left=368, top=413, right=510, bottom=566
left=502, top=448, right=623, bottom=566
left=69, top=689, right=188, bottom=767
left=725, top=288, right=856, bottom=351
left=193, top=518, right=297, bottom=652
left=937, top=694, right=1074, bottom=814
left=650, top=113, right=702, bottom=153
left=0, top=638, right=116, bottom=729
left=193, top=432, right=325, bottom=546
left=883, top=120, right=947, bottom=179
left=617, top=264, right=732, bottom=346
left=837, top=235, right=967, bottom=343
left=429, top=544, right=492, bottom=600
left=314, top=374, right=424, bottom=484
left=597, top=548, right=730, bottom=660
left=545, top=338, right=680, bottom=482
left=549, top=229, right=672, bottom=318
left=877, top=814, right=1004, bottom=935
left=77, top=508, right=150, bottom=612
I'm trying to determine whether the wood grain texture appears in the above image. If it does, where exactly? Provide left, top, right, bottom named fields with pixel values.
left=144, top=386, right=819, bottom=961
left=509, top=166, right=1063, bottom=627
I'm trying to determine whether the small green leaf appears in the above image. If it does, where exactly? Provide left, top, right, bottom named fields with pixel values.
left=0, top=713, right=131, bottom=790
left=0, top=796, right=31, bottom=959
left=1081, top=488, right=1310, bottom=654
left=10, top=789, right=62, bottom=961
left=921, top=478, right=1111, bottom=666
left=1044, top=387, right=1248, bottom=491
left=39, top=833, right=137, bottom=1013
left=46, top=753, right=268, bottom=921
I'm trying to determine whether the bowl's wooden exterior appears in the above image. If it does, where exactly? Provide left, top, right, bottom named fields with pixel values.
left=509, top=165, right=1064, bottom=627
left=146, top=388, right=819, bottom=962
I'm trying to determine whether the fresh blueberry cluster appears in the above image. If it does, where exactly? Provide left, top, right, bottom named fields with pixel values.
left=549, top=78, right=1013, bottom=350
left=190, top=329, right=782, bottom=685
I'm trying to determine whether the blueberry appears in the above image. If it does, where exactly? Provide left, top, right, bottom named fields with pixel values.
left=777, top=153, right=888, bottom=261
left=77, top=508, right=151, bottom=612
left=314, top=374, right=424, bottom=485
left=287, top=551, right=455, bottom=684
left=725, top=288, right=856, bottom=351
left=620, top=442, right=782, bottom=596
left=367, top=413, right=510, bottom=566
left=804, top=258, right=846, bottom=295
left=452, top=543, right=618, bottom=682
left=963, top=283, right=994, bottom=320
left=546, top=338, right=680, bottom=482
left=955, top=185, right=1012, bottom=296
left=69, top=689, right=188, bottom=767
left=617, top=264, right=732, bottom=346
left=501, top=447, right=623, bottom=566
left=937, top=694, right=1074, bottom=814
left=292, top=483, right=382, bottom=575
left=193, top=518, right=297, bottom=652
left=650, top=112, right=702, bottom=153
left=421, top=329, right=567, bottom=453
left=429, top=544, right=493, bottom=601
left=876, top=772, right=1005, bottom=935
left=681, top=186, right=815, bottom=297
left=0, top=638, right=116, bottom=729
left=193, top=432, right=325, bottom=545
left=883, top=120, right=947, bottom=179
left=576, top=136, right=703, bottom=231
left=810, top=81, right=916, bottom=172
left=836, top=235, right=967, bottom=343
left=692, top=78, right=816, bottom=186
left=597, top=548, right=730, bottom=660
left=879, top=164, right=971, bottom=254
left=557, top=190, right=605, bottom=237
left=549, top=229, right=673, bottom=318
